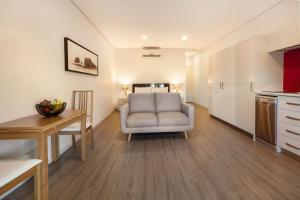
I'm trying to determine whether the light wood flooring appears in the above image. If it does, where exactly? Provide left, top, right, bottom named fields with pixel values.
left=4, top=104, right=300, bottom=200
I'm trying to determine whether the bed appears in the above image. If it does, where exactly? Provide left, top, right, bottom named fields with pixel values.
left=132, top=83, right=170, bottom=93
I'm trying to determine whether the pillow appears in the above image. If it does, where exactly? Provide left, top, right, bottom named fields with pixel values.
left=135, top=87, right=152, bottom=93
left=129, top=93, right=155, bottom=113
left=151, top=87, right=168, bottom=93
left=156, top=93, right=182, bottom=112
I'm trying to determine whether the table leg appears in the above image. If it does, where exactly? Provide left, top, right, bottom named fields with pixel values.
left=51, top=133, right=59, bottom=162
left=34, top=163, right=41, bottom=200
left=37, top=134, right=48, bottom=200
left=81, top=114, right=87, bottom=161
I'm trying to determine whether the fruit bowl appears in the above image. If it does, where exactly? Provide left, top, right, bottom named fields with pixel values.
left=36, top=99, right=66, bottom=117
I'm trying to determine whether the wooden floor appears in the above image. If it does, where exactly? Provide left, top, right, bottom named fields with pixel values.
left=5, top=105, right=300, bottom=200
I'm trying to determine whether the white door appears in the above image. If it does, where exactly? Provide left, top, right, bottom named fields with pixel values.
left=211, top=54, right=223, bottom=119
left=212, top=47, right=236, bottom=125
left=186, top=66, right=193, bottom=102
left=235, top=38, right=256, bottom=134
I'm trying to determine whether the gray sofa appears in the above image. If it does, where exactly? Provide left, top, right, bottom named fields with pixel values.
left=120, top=93, right=194, bottom=141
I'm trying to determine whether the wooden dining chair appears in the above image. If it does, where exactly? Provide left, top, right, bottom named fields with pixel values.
left=0, top=159, right=42, bottom=200
left=52, top=90, right=94, bottom=161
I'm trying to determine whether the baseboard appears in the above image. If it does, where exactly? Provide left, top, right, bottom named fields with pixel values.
left=188, top=101, right=208, bottom=109
left=210, top=115, right=253, bottom=139
left=93, top=109, right=115, bottom=131
left=191, top=102, right=208, bottom=109
left=281, top=149, right=300, bottom=161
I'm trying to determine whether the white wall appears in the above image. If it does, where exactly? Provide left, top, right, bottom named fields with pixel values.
left=115, top=48, right=186, bottom=98
left=0, top=0, right=115, bottom=159
left=192, top=54, right=210, bottom=107
left=194, top=0, right=299, bottom=107
left=203, top=0, right=299, bottom=55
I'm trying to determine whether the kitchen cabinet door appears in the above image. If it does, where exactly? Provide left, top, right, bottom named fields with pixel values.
left=267, top=1, right=299, bottom=52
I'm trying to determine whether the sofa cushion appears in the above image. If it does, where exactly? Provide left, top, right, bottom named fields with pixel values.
left=156, top=93, right=181, bottom=112
left=129, top=93, right=155, bottom=113
left=157, top=112, right=189, bottom=126
left=127, top=113, right=158, bottom=128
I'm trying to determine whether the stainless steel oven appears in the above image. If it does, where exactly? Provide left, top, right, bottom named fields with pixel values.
left=255, top=95, right=277, bottom=146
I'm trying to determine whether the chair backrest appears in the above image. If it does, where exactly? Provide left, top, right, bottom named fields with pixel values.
left=72, top=90, right=93, bottom=124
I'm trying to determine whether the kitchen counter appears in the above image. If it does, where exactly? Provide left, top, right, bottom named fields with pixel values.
left=255, top=91, right=300, bottom=97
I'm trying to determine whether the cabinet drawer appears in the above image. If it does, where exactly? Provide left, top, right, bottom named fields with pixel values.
left=279, top=134, right=300, bottom=156
left=278, top=97, right=300, bottom=111
left=278, top=109, right=300, bottom=127
left=278, top=122, right=300, bottom=142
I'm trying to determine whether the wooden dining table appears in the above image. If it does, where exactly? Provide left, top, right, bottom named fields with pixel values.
left=0, top=109, right=87, bottom=200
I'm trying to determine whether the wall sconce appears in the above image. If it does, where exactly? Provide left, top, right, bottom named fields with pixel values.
left=121, top=84, right=129, bottom=97
left=174, top=84, right=181, bottom=92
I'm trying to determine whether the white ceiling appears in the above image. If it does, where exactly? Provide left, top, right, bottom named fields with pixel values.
left=73, top=0, right=282, bottom=49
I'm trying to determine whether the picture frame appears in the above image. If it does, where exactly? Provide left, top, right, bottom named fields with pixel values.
left=64, top=37, right=99, bottom=76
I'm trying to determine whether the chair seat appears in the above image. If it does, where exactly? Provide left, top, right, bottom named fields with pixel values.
left=157, top=112, right=189, bottom=126
left=61, top=122, right=92, bottom=132
left=127, top=113, right=158, bottom=128
left=0, top=159, right=41, bottom=188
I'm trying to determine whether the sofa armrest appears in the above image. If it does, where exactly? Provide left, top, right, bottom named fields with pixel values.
left=182, top=102, right=194, bottom=130
left=120, top=103, right=129, bottom=133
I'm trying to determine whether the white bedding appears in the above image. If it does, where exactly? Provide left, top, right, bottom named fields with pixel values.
left=135, top=87, right=168, bottom=93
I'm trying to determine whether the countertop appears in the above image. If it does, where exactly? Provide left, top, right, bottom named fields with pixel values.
left=255, top=91, right=300, bottom=97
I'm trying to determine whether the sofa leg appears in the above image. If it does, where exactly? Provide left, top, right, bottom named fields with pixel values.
left=184, top=131, right=188, bottom=140
left=128, top=133, right=132, bottom=142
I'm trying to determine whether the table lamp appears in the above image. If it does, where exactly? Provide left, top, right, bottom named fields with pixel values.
left=122, top=84, right=129, bottom=97
left=174, top=84, right=181, bottom=92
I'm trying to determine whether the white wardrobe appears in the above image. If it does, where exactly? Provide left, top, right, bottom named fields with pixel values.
left=210, top=47, right=236, bottom=125
left=209, top=36, right=283, bottom=134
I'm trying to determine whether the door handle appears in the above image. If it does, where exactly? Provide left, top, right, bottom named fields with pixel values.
left=219, top=82, right=224, bottom=89
left=286, top=129, right=300, bottom=136
left=286, top=143, right=300, bottom=150
left=286, top=116, right=300, bottom=121
left=286, top=102, right=300, bottom=106
left=250, top=81, right=254, bottom=92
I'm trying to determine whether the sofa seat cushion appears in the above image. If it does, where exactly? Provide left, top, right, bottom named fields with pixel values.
left=156, top=93, right=182, bottom=112
left=157, top=112, right=189, bottom=126
left=127, top=113, right=158, bottom=128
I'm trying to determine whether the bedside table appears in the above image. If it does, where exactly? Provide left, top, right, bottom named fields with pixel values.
left=116, top=97, right=128, bottom=110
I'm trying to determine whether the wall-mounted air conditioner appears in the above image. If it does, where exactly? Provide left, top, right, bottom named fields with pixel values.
left=142, top=46, right=161, bottom=58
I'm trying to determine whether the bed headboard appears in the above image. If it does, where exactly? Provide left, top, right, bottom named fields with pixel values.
left=132, top=83, right=170, bottom=93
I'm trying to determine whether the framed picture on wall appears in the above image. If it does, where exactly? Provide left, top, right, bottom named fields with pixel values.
left=64, top=37, right=99, bottom=76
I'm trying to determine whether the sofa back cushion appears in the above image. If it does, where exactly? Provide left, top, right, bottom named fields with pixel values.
left=155, top=93, right=181, bottom=112
left=129, top=93, right=155, bottom=113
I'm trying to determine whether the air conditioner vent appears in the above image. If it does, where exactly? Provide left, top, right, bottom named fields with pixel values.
left=142, top=47, right=162, bottom=58
left=142, top=53, right=161, bottom=57
left=142, top=46, right=161, bottom=50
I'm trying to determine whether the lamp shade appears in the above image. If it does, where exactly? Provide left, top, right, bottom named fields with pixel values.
left=174, top=84, right=181, bottom=90
left=122, top=85, right=129, bottom=90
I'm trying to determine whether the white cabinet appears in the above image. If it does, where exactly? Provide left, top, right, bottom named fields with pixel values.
left=235, top=36, right=282, bottom=134
left=267, top=1, right=300, bottom=52
left=235, top=38, right=256, bottom=134
left=277, top=96, right=300, bottom=156
left=210, top=36, right=283, bottom=134
left=210, top=47, right=236, bottom=125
